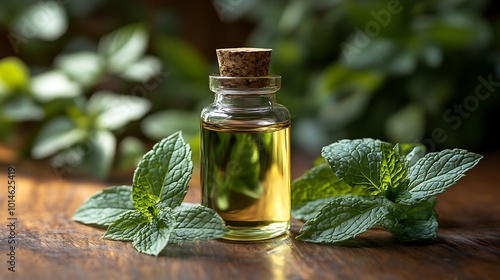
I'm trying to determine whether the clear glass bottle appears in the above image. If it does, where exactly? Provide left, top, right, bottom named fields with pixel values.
left=200, top=75, right=291, bottom=241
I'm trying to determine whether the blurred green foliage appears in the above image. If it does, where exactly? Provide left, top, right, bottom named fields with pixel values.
left=234, top=0, right=500, bottom=154
left=0, top=22, right=156, bottom=179
left=0, top=0, right=499, bottom=179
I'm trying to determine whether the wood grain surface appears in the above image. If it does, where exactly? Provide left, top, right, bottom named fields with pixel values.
left=0, top=149, right=499, bottom=280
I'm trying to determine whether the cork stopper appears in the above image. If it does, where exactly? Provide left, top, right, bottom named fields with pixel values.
left=216, top=47, right=272, bottom=88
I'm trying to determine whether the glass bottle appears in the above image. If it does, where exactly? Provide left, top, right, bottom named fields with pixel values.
left=200, top=74, right=291, bottom=241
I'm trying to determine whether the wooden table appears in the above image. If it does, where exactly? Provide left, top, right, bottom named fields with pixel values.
left=1, top=148, right=499, bottom=280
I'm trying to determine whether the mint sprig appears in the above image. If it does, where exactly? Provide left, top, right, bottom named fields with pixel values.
left=73, top=132, right=228, bottom=256
left=293, top=138, right=482, bottom=243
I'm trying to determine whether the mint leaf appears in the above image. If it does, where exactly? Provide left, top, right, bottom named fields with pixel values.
left=380, top=143, right=408, bottom=199
left=399, top=144, right=426, bottom=166
left=0, top=56, right=29, bottom=93
left=72, top=185, right=134, bottom=226
left=292, top=163, right=363, bottom=209
left=291, top=163, right=371, bottom=220
left=132, top=131, right=193, bottom=216
left=227, top=134, right=263, bottom=199
left=321, top=139, right=383, bottom=195
left=31, top=116, right=86, bottom=159
left=103, top=210, right=149, bottom=241
left=98, top=24, right=148, bottom=73
left=397, top=149, right=482, bottom=204
left=87, top=91, right=151, bottom=131
left=297, top=196, right=391, bottom=243
left=209, top=133, right=265, bottom=210
left=30, top=71, right=82, bottom=102
left=77, top=130, right=116, bottom=180
left=132, top=207, right=176, bottom=256
left=169, top=203, right=228, bottom=243
left=292, top=197, right=336, bottom=221
left=381, top=198, right=438, bottom=242
left=54, top=51, right=103, bottom=87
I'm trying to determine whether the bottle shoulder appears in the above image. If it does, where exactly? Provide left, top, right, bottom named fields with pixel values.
left=201, top=102, right=290, bottom=127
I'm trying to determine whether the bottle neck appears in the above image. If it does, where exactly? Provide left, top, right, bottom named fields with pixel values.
left=209, top=75, right=281, bottom=111
left=214, top=92, right=277, bottom=110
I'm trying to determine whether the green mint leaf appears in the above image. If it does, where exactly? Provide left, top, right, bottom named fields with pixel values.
left=87, top=91, right=151, bottom=131
left=0, top=56, right=30, bottom=93
left=169, top=203, right=228, bottom=243
left=397, top=149, right=482, bottom=204
left=399, top=144, right=427, bottom=166
left=103, top=210, right=150, bottom=241
left=210, top=133, right=264, bottom=210
left=77, top=130, right=116, bottom=180
left=381, top=198, right=438, bottom=242
left=132, top=207, right=176, bottom=256
left=98, top=24, right=148, bottom=73
left=72, top=185, right=134, bottom=226
left=292, top=197, right=336, bottom=221
left=297, top=196, right=391, bottom=243
left=31, top=116, right=85, bottom=159
left=230, top=134, right=264, bottom=199
left=292, top=163, right=363, bottom=208
left=291, top=163, right=370, bottom=220
left=132, top=131, right=193, bottom=216
left=321, top=139, right=383, bottom=195
left=380, top=143, right=408, bottom=199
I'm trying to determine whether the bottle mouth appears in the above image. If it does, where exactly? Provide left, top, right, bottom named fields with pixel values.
left=209, top=75, right=281, bottom=92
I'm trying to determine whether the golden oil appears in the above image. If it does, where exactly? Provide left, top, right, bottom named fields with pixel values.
left=201, top=121, right=290, bottom=240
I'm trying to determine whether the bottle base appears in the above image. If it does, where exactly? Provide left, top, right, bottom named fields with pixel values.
left=221, top=221, right=290, bottom=241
